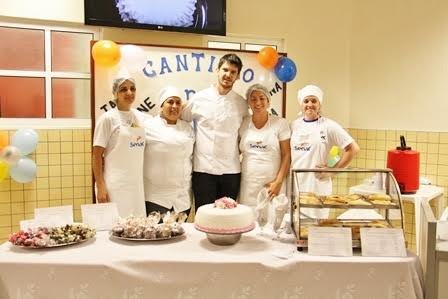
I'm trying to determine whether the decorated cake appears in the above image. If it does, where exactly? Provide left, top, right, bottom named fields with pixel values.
left=194, top=197, right=255, bottom=234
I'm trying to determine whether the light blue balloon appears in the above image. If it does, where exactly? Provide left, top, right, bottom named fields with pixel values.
left=10, top=157, right=37, bottom=183
left=12, top=128, right=39, bottom=155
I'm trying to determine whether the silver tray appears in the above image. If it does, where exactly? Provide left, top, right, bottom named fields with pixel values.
left=109, top=231, right=185, bottom=242
left=12, top=237, right=94, bottom=249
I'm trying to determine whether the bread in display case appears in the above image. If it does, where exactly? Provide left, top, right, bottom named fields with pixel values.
left=290, top=168, right=405, bottom=249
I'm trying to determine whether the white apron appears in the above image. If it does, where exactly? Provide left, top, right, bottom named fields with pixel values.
left=240, top=117, right=285, bottom=207
left=291, top=118, right=330, bottom=218
left=103, top=118, right=146, bottom=217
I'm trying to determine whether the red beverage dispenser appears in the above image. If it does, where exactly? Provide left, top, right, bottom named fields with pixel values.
left=386, top=135, right=419, bottom=194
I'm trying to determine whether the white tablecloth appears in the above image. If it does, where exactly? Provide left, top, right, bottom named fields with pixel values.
left=0, top=224, right=423, bottom=299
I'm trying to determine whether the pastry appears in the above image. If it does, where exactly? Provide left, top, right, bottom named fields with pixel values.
left=323, top=195, right=347, bottom=205
left=318, top=219, right=341, bottom=227
left=367, top=221, right=389, bottom=228
left=298, top=195, right=321, bottom=205
left=367, top=193, right=392, bottom=201
left=348, top=199, right=372, bottom=206
left=345, top=194, right=364, bottom=201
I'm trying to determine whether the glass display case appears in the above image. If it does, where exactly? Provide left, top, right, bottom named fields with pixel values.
left=290, top=168, right=405, bottom=249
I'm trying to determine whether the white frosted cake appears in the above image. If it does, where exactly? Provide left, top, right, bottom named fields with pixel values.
left=194, top=197, right=255, bottom=234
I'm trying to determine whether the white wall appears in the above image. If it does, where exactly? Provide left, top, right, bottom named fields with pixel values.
left=350, top=0, right=448, bottom=131
left=0, top=0, right=83, bottom=23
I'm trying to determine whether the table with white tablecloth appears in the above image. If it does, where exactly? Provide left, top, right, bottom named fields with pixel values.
left=0, top=224, right=423, bottom=299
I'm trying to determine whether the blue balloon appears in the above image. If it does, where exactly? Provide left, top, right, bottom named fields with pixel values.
left=12, top=128, right=39, bottom=155
left=10, top=157, right=37, bottom=183
left=274, top=57, right=297, bottom=83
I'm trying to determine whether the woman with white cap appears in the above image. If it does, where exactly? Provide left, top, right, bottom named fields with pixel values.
left=143, top=86, right=194, bottom=216
left=239, top=84, right=291, bottom=207
left=92, top=76, right=148, bottom=217
left=291, top=84, right=359, bottom=197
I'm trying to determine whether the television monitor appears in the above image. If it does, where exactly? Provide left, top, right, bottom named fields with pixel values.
left=84, top=0, right=226, bottom=36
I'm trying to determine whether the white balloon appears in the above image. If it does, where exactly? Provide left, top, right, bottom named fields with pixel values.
left=119, top=45, right=148, bottom=73
left=10, top=157, right=37, bottom=183
left=12, top=128, right=38, bottom=155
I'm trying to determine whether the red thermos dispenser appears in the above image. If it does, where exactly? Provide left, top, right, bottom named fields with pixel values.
left=386, top=135, right=419, bottom=194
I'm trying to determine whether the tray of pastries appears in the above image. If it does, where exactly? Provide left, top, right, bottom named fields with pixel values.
left=9, top=223, right=96, bottom=249
left=297, top=192, right=398, bottom=209
left=110, top=212, right=187, bottom=242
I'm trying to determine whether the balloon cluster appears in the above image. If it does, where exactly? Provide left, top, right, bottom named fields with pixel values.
left=91, top=40, right=121, bottom=67
left=0, top=129, right=38, bottom=183
left=256, top=47, right=298, bottom=83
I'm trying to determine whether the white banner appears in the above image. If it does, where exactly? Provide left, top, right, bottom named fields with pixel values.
left=93, top=44, right=286, bottom=122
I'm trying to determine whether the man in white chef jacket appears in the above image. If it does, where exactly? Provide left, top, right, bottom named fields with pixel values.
left=182, top=53, right=249, bottom=211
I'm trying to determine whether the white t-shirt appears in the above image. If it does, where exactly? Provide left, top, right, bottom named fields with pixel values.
left=290, top=116, right=353, bottom=195
left=182, top=85, right=248, bottom=175
left=143, top=115, right=195, bottom=211
left=93, top=108, right=150, bottom=157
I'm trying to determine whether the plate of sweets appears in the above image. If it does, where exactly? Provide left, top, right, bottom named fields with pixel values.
left=9, top=223, right=96, bottom=249
left=110, top=211, right=187, bottom=241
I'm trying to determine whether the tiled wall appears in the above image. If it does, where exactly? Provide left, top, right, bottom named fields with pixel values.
left=0, top=127, right=447, bottom=246
left=347, top=129, right=448, bottom=206
left=0, top=129, right=92, bottom=243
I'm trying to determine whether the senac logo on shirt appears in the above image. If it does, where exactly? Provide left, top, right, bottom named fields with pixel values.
left=129, top=136, right=145, bottom=148
left=294, top=142, right=311, bottom=151
left=249, top=141, right=267, bottom=151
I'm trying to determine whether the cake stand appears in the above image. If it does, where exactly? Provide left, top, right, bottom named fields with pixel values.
left=195, top=224, right=255, bottom=246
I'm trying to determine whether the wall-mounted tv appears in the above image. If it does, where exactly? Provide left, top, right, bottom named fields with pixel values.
left=84, top=0, right=226, bottom=36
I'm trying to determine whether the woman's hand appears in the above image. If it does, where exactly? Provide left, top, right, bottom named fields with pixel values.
left=96, top=186, right=110, bottom=203
left=314, top=164, right=332, bottom=181
left=264, top=180, right=282, bottom=200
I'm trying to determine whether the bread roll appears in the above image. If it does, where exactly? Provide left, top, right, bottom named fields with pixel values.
left=348, top=199, right=371, bottom=206
left=367, top=193, right=392, bottom=201
left=298, top=195, right=321, bottom=205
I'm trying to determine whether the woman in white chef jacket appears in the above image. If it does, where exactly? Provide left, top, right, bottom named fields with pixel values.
left=291, top=84, right=359, bottom=200
left=239, top=84, right=291, bottom=207
left=92, top=76, right=147, bottom=217
left=143, top=86, right=195, bottom=216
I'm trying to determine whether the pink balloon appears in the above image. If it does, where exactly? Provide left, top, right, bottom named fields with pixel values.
left=0, top=146, right=22, bottom=166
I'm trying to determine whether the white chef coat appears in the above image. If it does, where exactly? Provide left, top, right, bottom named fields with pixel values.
left=239, top=115, right=290, bottom=207
left=182, top=85, right=248, bottom=175
left=143, top=115, right=195, bottom=212
left=93, top=108, right=148, bottom=217
left=290, top=116, right=353, bottom=195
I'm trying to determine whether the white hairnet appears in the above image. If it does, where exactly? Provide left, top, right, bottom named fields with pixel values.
left=158, top=86, right=183, bottom=106
left=245, top=83, right=271, bottom=102
left=297, top=84, right=324, bottom=104
left=112, top=76, right=135, bottom=95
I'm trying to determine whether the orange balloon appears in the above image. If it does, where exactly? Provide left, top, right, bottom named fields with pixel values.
left=0, top=132, right=8, bottom=151
left=257, top=47, right=279, bottom=69
left=91, top=40, right=121, bottom=67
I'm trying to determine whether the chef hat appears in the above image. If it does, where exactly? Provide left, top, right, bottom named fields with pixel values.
left=297, top=84, right=324, bottom=104
left=158, top=86, right=183, bottom=106
left=245, top=83, right=271, bottom=102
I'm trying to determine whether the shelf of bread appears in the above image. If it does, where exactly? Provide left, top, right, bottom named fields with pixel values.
left=296, top=192, right=399, bottom=209
left=290, top=168, right=405, bottom=249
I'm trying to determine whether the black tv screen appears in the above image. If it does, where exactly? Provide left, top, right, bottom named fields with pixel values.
left=84, top=0, right=226, bottom=36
